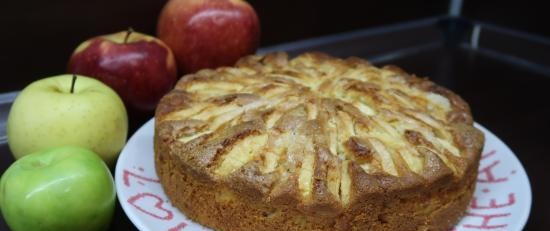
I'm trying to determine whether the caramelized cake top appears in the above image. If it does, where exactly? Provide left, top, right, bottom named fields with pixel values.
left=155, top=52, right=483, bottom=208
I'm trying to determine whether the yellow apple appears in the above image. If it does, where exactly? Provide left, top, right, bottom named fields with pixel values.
left=6, top=74, right=128, bottom=165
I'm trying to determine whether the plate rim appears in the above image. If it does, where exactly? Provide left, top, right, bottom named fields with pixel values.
left=473, top=123, right=532, bottom=231
left=115, top=118, right=157, bottom=231
left=115, top=119, right=532, bottom=231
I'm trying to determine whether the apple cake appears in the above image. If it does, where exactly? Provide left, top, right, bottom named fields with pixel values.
left=154, top=52, right=484, bottom=231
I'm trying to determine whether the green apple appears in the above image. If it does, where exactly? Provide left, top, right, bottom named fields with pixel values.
left=0, top=146, right=116, bottom=231
left=7, top=74, right=128, bottom=165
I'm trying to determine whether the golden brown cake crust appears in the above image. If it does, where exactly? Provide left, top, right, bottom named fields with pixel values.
left=154, top=52, right=484, bottom=231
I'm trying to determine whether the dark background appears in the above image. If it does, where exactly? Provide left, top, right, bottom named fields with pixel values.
left=1, top=0, right=549, bottom=230
left=1, top=0, right=550, bottom=92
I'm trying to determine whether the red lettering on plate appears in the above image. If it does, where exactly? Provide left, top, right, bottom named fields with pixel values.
left=462, top=212, right=510, bottom=229
left=127, top=193, right=173, bottom=220
left=123, top=169, right=160, bottom=187
left=168, top=222, right=188, bottom=231
left=471, top=193, right=515, bottom=209
left=480, top=150, right=496, bottom=160
left=478, top=160, right=508, bottom=183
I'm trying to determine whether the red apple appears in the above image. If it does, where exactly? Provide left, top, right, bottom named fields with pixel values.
left=157, top=0, right=260, bottom=74
left=67, top=29, right=178, bottom=111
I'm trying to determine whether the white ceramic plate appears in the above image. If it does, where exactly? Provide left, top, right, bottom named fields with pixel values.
left=115, top=119, right=531, bottom=231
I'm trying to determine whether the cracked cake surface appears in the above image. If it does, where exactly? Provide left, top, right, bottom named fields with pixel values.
left=154, top=52, right=484, bottom=231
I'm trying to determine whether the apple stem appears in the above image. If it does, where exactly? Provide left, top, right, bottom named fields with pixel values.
left=124, top=27, right=134, bottom=44
left=71, top=74, right=77, bottom=94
